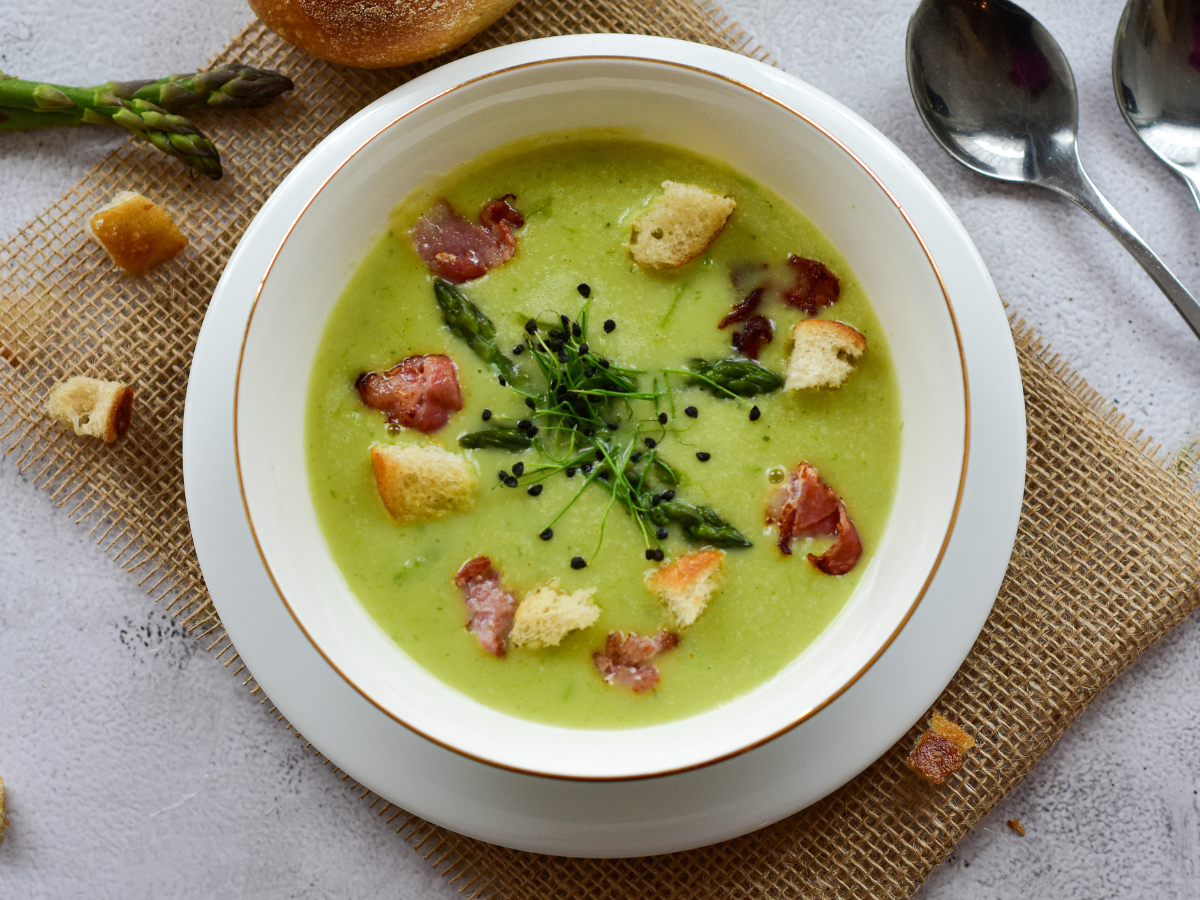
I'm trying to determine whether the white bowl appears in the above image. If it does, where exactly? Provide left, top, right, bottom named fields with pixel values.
left=233, top=46, right=967, bottom=780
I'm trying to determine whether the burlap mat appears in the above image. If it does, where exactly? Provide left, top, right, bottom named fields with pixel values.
left=2, top=1, right=1199, bottom=896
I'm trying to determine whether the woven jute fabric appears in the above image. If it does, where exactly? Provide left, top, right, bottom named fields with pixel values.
left=3, top=2, right=1199, bottom=897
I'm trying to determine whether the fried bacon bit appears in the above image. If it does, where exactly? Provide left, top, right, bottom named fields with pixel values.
left=782, top=255, right=840, bottom=314
left=719, top=286, right=765, bottom=328
left=730, top=314, right=774, bottom=360
left=765, top=462, right=862, bottom=574
left=410, top=195, right=525, bottom=283
left=907, top=713, right=976, bottom=784
left=454, top=556, right=518, bottom=657
left=593, top=630, right=679, bottom=692
left=356, top=354, right=463, bottom=433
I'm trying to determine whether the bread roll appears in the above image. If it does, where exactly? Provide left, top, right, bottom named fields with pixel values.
left=249, top=0, right=519, bottom=68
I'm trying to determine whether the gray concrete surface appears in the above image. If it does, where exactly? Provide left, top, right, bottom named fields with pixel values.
left=1, top=0, right=1197, bottom=896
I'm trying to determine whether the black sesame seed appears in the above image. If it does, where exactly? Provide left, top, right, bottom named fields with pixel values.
left=657, top=412, right=668, bottom=425
left=482, top=408, right=493, bottom=421
left=526, top=425, right=539, bottom=437
left=572, top=323, right=582, bottom=338
left=644, top=437, right=657, bottom=448
left=560, top=314, right=571, bottom=330
left=654, top=549, right=666, bottom=561
left=583, top=427, right=595, bottom=437
left=557, top=351, right=570, bottom=363
left=749, top=405, right=761, bottom=421
left=571, top=556, right=587, bottom=569
left=581, top=463, right=594, bottom=474
left=685, top=406, right=698, bottom=418
left=645, top=549, right=658, bottom=560
left=696, top=451, right=711, bottom=462
left=498, top=376, right=507, bottom=387
left=599, top=359, right=611, bottom=368
left=598, top=472, right=610, bottom=481
left=527, top=484, right=543, bottom=496
left=655, top=527, right=668, bottom=540
left=603, top=319, right=616, bottom=333
left=498, top=470, right=509, bottom=481
left=629, top=489, right=639, bottom=502
left=661, top=489, right=675, bottom=501
left=548, top=329, right=564, bottom=340
left=594, top=449, right=604, bottom=461
left=606, top=422, right=619, bottom=431
left=525, top=397, right=536, bottom=410
left=631, top=452, right=643, bottom=462
left=584, top=366, right=597, bottom=377
left=577, top=283, right=591, bottom=298
left=566, top=417, right=578, bottom=428
left=651, top=494, right=662, bottom=507
left=504, top=476, right=519, bottom=488
left=512, top=462, right=525, bottom=476
left=513, top=344, right=525, bottom=355
left=517, top=419, right=532, bottom=430
left=579, top=342, right=589, bottom=354
left=525, top=318, right=538, bottom=334
left=566, top=467, right=577, bottom=477
left=540, top=528, right=553, bottom=540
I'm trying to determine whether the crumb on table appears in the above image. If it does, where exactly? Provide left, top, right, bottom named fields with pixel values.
left=1006, top=818, right=1025, bottom=836
left=906, top=712, right=975, bottom=784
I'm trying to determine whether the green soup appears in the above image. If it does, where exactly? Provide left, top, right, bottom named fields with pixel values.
left=305, top=135, right=901, bottom=729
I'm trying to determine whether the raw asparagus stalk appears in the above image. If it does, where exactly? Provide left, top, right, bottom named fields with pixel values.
left=0, top=77, right=222, bottom=178
left=111, top=64, right=294, bottom=111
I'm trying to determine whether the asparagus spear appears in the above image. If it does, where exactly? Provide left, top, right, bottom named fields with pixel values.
left=685, top=357, right=784, bottom=397
left=458, top=427, right=534, bottom=450
left=0, top=77, right=222, bottom=178
left=650, top=500, right=752, bottom=548
left=0, top=64, right=292, bottom=178
left=433, top=279, right=519, bottom=382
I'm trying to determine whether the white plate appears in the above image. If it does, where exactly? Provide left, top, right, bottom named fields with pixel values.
left=184, top=34, right=1024, bottom=856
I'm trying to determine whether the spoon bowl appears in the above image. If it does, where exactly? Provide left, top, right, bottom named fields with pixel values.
left=1114, top=0, right=1200, bottom=211
left=907, top=0, right=1200, bottom=339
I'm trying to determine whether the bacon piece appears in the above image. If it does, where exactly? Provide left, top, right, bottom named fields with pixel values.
left=782, top=255, right=840, bottom=314
left=766, top=462, right=862, bottom=574
left=719, top=286, right=765, bottom=329
left=808, top=501, right=862, bottom=575
left=356, top=354, right=463, bottom=433
left=592, top=630, right=679, bottom=692
left=731, top=314, right=773, bottom=359
left=454, top=556, right=518, bottom=657
left=409, top=196, right=524, bottom=283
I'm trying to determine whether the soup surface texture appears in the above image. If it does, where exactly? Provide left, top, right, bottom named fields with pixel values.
left=306, top=136, right=902, bottom=729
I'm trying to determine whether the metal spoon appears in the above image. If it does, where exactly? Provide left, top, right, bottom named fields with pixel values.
left=1114, top=0, right=1200, bottom=215
left=907, top=0, right=1200, bottom=339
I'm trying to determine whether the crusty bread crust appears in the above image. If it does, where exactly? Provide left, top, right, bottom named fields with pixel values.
left=629, top=181, right=736, bottom=269
left=785, top=319, right=866, bottom=391
left=45, top=376, right=134, bottom=442
left=249, top=0, right=520, bottom=68
left=510, top=580, right=600, bottom=648
left=644, top=548, right=726, bottom=627
left=371, top=443, right=476, bottom=524
left=87, top=192, right=188, bottom=275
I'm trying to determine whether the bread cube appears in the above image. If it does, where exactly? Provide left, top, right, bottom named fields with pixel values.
left=44, top=376, right=134, bottom=442
left=644, top=548, right=726, bottom=627
left=785, top=319, right=866, bottom=391
left=629, top=181, right=735, bottom=269
left=371, top=444, right=476, bottom=524
left=510, top=581, right=601, bottom=648
left=87, top=191, right=189, bottom=275
left=906, top=712, right=975, bottom=784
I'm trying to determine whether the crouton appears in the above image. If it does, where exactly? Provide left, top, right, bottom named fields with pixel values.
left=87, top=191, right=188, bottom=275
left=510, top=580, right=601, bottom=648
left=785, top=319, right=866, bottom=391
left=371, top=443, right=476, bottom=524
left=44, top=376, right=134, bottom=442
left=907, top=712, right=975, bottom=784
left=629, top=181, right=735, bottom=269
left=644, top=549, right=726, bottom=627
left=0, top=776, right=7, bottom=843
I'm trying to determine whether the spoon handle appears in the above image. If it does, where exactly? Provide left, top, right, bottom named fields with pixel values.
left=1051, top=159, right=1200, bottom=340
